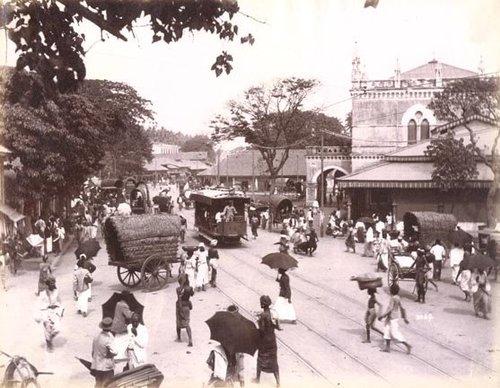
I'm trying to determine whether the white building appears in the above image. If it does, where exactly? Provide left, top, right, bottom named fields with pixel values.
left=152, top=143, right=180, bottom=155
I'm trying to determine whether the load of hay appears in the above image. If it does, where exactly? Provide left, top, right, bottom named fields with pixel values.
left=104, top=214, right=180, bottom=264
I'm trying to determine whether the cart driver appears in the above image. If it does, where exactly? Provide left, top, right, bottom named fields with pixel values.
left=223, top=201, right=237, bottom=222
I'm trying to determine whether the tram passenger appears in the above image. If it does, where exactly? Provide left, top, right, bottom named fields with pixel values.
left=223, top=201, right=237, bottom=222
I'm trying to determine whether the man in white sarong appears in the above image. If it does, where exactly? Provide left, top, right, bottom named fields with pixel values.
left=35, top=277, right=64, bottom=350
left=126, top=313, right=148, bottom=370
left=195, top=243, right=209, bottom=291
left=449, top=243, right=464, bottom=284
left=185, top=251, right=197, bottom=292
left=73, top=259, right=92, bottom=317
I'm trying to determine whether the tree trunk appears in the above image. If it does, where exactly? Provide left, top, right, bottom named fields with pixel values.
left=268, top=174, right=277, bottom=195
left=486, top=169, right=499, bottom=227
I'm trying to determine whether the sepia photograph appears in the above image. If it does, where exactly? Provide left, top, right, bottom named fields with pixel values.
left=0, top=0, right=499, bottom=387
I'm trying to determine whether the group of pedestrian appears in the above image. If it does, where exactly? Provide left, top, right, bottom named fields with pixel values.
left=206, top=298, right=281, bottom=387
left=182, top=241, right=219, bottom=292
left=34, top=215, right=66, bottom=256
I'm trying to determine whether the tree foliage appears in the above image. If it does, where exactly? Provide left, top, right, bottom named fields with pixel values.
left=0, top=0, right=253, bottom=95
left=145, top=128, right=192, bottom=146
left=0, top=69, right=153, bottom=201
left=1, top=69, right=105, bottom=200
left=428, top=76, right=500, bottom=226
left=425, top=131, right=478, bottom=190
left=211, top=78, right=344, bottom=188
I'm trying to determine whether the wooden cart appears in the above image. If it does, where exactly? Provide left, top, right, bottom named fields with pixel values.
left=104, top=214, right=181, bottom=291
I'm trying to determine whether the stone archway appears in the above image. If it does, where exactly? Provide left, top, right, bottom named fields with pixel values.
left=306, top=163, right=350, bottom=206
left=315, top=168, right=347, bottom=206
left=305, top=151, right=352, bottom=206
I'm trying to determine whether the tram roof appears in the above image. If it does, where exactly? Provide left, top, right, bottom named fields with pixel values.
left=190, top=188, right=250, bottom=204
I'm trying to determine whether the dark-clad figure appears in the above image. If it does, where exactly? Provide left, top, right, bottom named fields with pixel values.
left=111, top=293, right=134, bottom=335
left=253, top=295, right=280, bottom=387
left=176, top=274, right=194, bottom=347
left=410, top=250, right=429, bottom=303
left=91, top=317, right=117, bottom=388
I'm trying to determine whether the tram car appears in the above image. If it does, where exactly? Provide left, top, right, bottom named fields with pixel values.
left=190, top=188, right=250, bottom=243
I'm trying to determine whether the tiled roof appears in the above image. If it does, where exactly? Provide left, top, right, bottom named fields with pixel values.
left=399, top=60, right=477, bottom=80
left=198, top=149, right=307, bottom=177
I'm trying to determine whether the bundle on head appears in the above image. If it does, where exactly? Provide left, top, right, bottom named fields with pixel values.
left=104, top=214, right=181, bottom=264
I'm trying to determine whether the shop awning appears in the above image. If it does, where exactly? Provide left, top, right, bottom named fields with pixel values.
left=337, top=161, right=495, bottom=189
left=0, top=204, right=25, bottom=223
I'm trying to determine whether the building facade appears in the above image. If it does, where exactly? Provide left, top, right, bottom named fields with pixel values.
left=305, top=55, right=482, bottom=205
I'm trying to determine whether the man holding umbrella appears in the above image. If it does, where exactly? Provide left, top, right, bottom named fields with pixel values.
left=206, top=307, right=259, bottom=387
left=73, top=259, right=92, bottom=317
left=261, top=253, right=298, bottom=325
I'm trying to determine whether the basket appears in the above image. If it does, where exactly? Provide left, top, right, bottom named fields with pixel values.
left=350, top=274, right=383, bottom=290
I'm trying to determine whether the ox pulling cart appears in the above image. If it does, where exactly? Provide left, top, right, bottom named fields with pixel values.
left=104, top=214, right=181, bottom=291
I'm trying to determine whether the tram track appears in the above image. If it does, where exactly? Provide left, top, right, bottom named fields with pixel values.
left=220, top=247, right=488, bottom=380
left=216, top=264, right=394, bottom=383
left=213, top=283, right=336, bottom=386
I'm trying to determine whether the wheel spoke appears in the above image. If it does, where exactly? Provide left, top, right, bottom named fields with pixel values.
left=123, top=271, right=132, bottom=283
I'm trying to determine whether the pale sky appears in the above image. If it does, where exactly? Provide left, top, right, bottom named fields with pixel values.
left=2, top=0, right=499, bottom=138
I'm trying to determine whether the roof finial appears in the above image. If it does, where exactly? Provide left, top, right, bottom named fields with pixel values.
left=478, top=55, right=485, bottom=75
left=351, top=40, right=363, bottom=85
left=394, top=57, right=401, bottom=88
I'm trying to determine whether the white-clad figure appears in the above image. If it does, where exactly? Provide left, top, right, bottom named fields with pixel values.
left=126, top=312, right=148, bottom=370
left=185, top=251, right=197, bottom=292
left=195, top=243, right=209, bottom=291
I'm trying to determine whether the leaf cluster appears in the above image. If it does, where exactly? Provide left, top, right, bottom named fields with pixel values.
left=1, top=0, right=252, bottom=94
left=425, top=131, right=478, bottom=190
left=0, top=69, right=153, bottom=200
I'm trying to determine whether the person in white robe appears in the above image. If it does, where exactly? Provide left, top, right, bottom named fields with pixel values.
left=125, top=313, right=148, bottom=370
left=73, top=259, right=92, bottom=317
left=35, top=277, right=64, bottom=350
left=195, top=243, right=209, bottom=291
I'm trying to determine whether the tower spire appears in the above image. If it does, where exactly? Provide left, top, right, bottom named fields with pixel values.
left=351, top=41, right=362, bottom=87
left=394, top=57, right=401, bottom=88
left=478, top=55, right=485, bottom=75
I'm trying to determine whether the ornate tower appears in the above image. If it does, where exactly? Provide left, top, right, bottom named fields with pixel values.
left=351, top=42, right=363, bottom=88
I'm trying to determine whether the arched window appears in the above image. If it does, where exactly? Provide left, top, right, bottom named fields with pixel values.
left=420, top=119, right=430, bottom=140
left=408, top=119, right=417, bottom=145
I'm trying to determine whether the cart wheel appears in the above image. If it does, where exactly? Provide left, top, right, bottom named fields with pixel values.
left=388, top=263, right=399, bottom=287
left=117, top=267, right=141, bottom=288
left=141, top=254, right=169, bottom=291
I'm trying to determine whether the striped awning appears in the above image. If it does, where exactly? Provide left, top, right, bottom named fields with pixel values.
left=338, top=180, right=493, bottom=189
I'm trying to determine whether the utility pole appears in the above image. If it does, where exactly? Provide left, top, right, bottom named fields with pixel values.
left=226, top=153, right=229, bottom=187
left=320, top=132, right=325, bottom=208
left=252, top=148, right=255, bottom=200
left=217, top=149, right=221, bottom=186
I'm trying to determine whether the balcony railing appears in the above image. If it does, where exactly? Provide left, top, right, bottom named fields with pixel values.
left=306, top=146, right=352, bottom=156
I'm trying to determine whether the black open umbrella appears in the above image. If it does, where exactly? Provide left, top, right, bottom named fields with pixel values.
left=448, top=229, right=473, bottom=247
left=205, top=311, right=259, bottom=356
left=101, top=292, right=145, bottom=325
left=464, top=253, right=496, bottom=271
left=261, top=252, right=298, bottom=270
left=75, top=239, right=101, bottom=259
